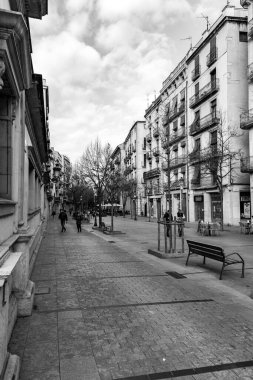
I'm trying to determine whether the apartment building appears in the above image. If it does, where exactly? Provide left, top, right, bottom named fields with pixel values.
left=160, top=57, right=188, bottom=219
left=240, top=0, right=253, bottom=222
left=187, top=4, right=248, bottom=224
left=123, top=121, right=146, bottom=215
left=0, top=1, right=49, bottom=378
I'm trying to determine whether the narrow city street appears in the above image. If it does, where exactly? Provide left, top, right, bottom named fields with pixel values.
left=8, top=217, right=253, bottom=380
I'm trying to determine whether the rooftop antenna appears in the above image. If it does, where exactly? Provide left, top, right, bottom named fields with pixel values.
left=197, top=13, right=210, bottom=31
left=180, top=36, right=192, bottom=49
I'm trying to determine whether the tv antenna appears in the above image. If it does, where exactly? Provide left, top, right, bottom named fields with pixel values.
left=197, top=13, right=210, bottom=31
left=180, top=36, right=192, bottom=49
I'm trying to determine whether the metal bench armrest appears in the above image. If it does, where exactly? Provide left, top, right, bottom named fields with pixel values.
left=225, top=252, right=244, bottom=263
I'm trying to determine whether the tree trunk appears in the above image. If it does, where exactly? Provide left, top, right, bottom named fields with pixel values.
left=111, top=205, right=114, bottom=231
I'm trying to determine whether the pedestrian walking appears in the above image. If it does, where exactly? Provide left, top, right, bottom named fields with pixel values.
left=76, top=212, right=82, bottom=232
left=59, top=209, right=68, bottom=232
left=163, top=210, right=170, bottom=237
left=51, top=210, right=56, bottom=219
left=177, top=209, right=184, bottom=237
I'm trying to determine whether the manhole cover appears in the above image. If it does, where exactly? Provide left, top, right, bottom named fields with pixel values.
left=35, top=287, right=51, bottom=295
left=166, top=272, right=186, bottom=279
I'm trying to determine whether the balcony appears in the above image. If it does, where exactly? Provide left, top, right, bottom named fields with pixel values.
left=146, top=133, right=152, bottom=143
left=241, top=156, right=253, bottom=173
left=170, top=156, right=187, bottom=169
left=180, top=115, right=185, bottom=126
left=191, top=177, right=201, bottom=186
left=192, top=64, right=201, bottom=81
left=132, top=163, right=136, bottom=170
left=132, top=144, right=136, bottom=152
left=142, top=144, right=146, bottom=151
left=240, top=109, right=253, bottom=130
left=143, top=168, right=161, bottom=180
left=240, top=0, right=251, bottom=8
left=162, top=140, right=168, bottom=150
left=248, top=63, right=253, bottom=81
left=152, top=147, right=160, bottom=157
left=170, top=179, right=186, bottom=190
left=168, top=103, right=185, bottom=122
left=189, top=79, right=219, bottom=109
left=189, top=149, right=201, bottom=163
left=206, top=48, right=218, bottom=67
left=189, top=112, right=220, bottom=136
left=162, top=115, right=169, bottom=126
left=153, top=127, right=159, bottom=138
left=169, top=128, right=186, bottom=146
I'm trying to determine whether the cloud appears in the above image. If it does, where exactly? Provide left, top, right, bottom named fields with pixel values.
left=30, top=0, right=241, bottom=163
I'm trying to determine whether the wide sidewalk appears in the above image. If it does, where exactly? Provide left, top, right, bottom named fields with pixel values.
left=8, top=215, right=253, bottom=380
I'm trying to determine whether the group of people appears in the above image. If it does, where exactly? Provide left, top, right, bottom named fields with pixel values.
left=52, top=208, right=83, bottom=233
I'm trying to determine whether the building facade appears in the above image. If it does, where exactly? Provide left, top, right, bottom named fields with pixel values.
left=0, top=1, right=49, bottom=378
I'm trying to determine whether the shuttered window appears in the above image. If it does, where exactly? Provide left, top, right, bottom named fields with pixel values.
left=0, top=96, right=12, bottom=199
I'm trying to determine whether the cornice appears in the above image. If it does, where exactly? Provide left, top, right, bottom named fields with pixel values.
left=0, top=10, right=32, bottom=91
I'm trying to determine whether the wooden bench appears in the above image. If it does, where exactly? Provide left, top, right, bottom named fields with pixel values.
left=186, top=240, right=245, bottom=280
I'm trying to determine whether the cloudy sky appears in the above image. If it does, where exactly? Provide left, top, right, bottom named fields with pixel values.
left=30, top=0, right=242, bottom=164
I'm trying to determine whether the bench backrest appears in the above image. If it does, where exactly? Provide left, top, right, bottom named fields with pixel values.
left=187, top=240, right=224, bottom=262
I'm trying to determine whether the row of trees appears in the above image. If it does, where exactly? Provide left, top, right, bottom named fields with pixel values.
left=67, top=139, right=138, bottom=230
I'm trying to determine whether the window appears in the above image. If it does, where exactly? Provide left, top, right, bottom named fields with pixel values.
left=239, top=32, right=247, bottom=42
left=172, top=95, right=177, bottom=109
left=195, top=110, right=200, bottom=125
left=195, top=83, right=199, bottom=96
left=210, top=69, right=216, bottom=89
left=0, top=96, right=12, bottom=199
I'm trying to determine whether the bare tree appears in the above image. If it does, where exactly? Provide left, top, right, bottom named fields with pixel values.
left=104, top=168, right=122, bottom=231
left=120, top=178, right=137, bottom=218
left=78, top=139, right=112, bottom=227
left=196, top=117, right=242, bottom=230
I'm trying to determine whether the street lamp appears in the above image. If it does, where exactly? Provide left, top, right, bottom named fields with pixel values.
left=80, top=196, right=83, bottom=213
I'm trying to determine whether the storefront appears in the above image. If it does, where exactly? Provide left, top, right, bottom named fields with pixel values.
left=194, top=195, right=204, bottom=221
left=210, top=193, right=222, bottom=222
left=240, top=191, right=251, bottom=220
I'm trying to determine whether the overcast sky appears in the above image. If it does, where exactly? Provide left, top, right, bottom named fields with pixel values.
left=30, top=0, right=242, bottom=163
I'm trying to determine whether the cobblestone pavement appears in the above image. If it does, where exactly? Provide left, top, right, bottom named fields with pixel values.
left=8, top=217, right=253, bottom=379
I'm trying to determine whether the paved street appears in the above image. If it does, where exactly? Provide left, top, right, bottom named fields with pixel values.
left=8, top=216, right=253, bottom=379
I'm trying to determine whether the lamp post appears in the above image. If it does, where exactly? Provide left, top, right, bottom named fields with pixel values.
left=133, top=193, right=137, bottom=221
left=80, top=196, right=83, bottom=213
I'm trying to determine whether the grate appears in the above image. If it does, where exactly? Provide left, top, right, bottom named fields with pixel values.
left=166, top=271, right=186, bottom=279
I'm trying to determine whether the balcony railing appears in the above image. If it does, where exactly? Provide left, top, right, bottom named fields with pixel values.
left=169, top=128, right=186, bottom=146
left=143, top=168, right=161, bottom=180
left=189, top=79, right=219, bottom=108
left=153, top=127, right=159, bottom=138
left=146, top=133, right=152, bottom=143
left=189, top=112, right=220, bottom=136
left=206, top=48, right=218, bottom=67
left=241, top=156, right=253, bottom=173
left=168, top=103, right=185, bottom=122
left=152, top=147, right=160, bottom=157
left=189, top=149, right=200, bottom=162
left=170, top=179, right=186, bottom=190
left=248, top=63, right=253, bottom=81
left=192, top=64, right=201, bottom=81
left=240, top=0, right=251, bottom=8
left=170, top=156, right=187, bottom=169
left=240, top=109, right=253, bottom=130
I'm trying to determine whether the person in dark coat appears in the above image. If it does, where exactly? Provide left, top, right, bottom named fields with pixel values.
left=59, top=209, right=68, bottom=232
left=163, top=210, right=171, bottom=237
left=76, top=212, right=82, bottom=232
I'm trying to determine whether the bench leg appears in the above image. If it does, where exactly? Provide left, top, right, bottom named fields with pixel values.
left=185, top=252, right=191, bottom=266
left=219, top=263, right=225, bottom=280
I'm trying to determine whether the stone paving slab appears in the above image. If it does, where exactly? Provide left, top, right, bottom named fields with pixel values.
left=8, top=218, right=253, bottom=379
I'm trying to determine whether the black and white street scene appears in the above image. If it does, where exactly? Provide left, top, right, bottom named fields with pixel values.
left=1, top=0, right=253, bottom=379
